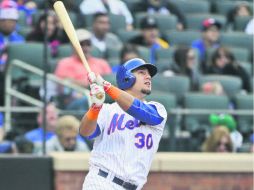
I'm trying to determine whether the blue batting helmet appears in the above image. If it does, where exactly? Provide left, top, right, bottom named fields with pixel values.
left=116, top=58, right=157, bottom=90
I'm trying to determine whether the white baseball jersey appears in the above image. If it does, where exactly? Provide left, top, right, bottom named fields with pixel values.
left=88, top=101, right=167, bottom=188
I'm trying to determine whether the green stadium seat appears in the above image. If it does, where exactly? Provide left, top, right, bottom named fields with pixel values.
left=109, top=14, right=126, bottom=34
left=238, top=62, right=252, bottom=79
left=152, top=74, right=190, bottom=104
left=199, top=75, right=243, bottom=99
left=155, top=59, right=172, bottom=73
left=105, top=47, right=121, bottom=60
left=220, top=32, right=253, bottom=56
left=155, top=47, right=175, bottom=63
left=234, top=94, right=253, bottom=135
left=137, top=46, right=150, bottom=62
left=183, top=93, right=230, bottom=132
left=170, top=0, right=211, bottom=14
left=117, top=29, right=141, bottom=43
left=134, top=12, right=178, bottom=32
left=165, top=30, right=201, bottom=46
left=186, top=13, right=227, bottom=30
left=214, top=1, right=252, bottom=15
left=57, top=44, right=73, bottom=58
left=233, top=16, right=253, bottom=31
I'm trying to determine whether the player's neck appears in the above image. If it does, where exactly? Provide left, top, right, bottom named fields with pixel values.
left=126, top=89, right=145, bottom=101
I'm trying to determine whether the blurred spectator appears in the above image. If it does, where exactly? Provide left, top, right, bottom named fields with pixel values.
left=54, top=29, right=111, bottom=110
left=227, top=2, right=252, bottom=30
left=46, top=115, right=90, bottom=153
left=139, top=0, right=186, bottom=30
left=0, top=112, right=4, bottom=141
left=26, top=11, right=68, bottom=57
left=24, top=103, right=58, bottom=154
left=167, top=46, right=200, bottom=90
left=206, top=47, right=250, bottom=92
left=191, top=18, right=221, bottom=71
left=13, top=135, right=34, bottom=153
left=209, top=114, right=243, bottom=152
left=112, top=43, right=140, bottom=73
left=245, top=18, right=254, bottom=35
left=0, top=140, right=13, bottom=153
left=129, top=16, right=169, bottom=64
left=91, top=12, right=122, bottom=56
left=55, top=29, right=112, bottom=86
left=79, top=0, right=134, bottom=31
left=16, top=0, right=37, bottom=26
left=202, top=126, right=233, bottom=153
left=202, top=81, right=225, bottom=96
left=249, top=133, right=254, bottom=152
left=0, top=0, right=24, bottom=70
left=0, top=135, right=34, bottom=154
left=0, top=0, right=24, bottom=105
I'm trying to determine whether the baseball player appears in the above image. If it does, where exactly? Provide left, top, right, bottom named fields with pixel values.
left=79, top=58, right=167, bottom=190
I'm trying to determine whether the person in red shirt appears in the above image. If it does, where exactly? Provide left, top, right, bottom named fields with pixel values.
left=54, top=29, right=112, bottom=110
left=55, top=29, right=112, bottom=86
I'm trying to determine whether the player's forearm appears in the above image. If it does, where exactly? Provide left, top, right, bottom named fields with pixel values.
left=106, top=85, right=135, bottom=111
left=79, top=106, right=101, bottom=137
left=79, top=116, right=97, bottom=137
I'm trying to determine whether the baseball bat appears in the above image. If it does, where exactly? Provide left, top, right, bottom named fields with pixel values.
left=53, top=1, right=91, bottom=73
left=53, top=1, right=104, bottom=100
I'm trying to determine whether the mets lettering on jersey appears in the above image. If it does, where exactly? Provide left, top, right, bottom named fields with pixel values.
left=107, top=113, right=140, bottom=135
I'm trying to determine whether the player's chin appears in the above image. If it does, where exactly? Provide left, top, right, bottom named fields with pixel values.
left=141, top=89, right=151, bottom=95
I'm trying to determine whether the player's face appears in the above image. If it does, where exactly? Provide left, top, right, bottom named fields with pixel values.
left=131, top=67, right=152, bottom=96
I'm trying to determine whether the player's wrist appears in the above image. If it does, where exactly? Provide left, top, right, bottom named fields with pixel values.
left=105, top=85, right=121, bottom=100
left=86, top=104, right=102, bottom=121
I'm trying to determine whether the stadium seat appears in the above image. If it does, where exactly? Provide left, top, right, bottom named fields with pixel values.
left=233, top=16, right=253, bottom=31
left=170, top=0, right=211, bottom=14
left=220, top=32, right=253, bottom=56
left=152, top=74, right=190, bottom=104
left=137, top=46, right=150, bottom=62
left=234, top=94, right=253, bottom=135
left=57, top=44, right=73, bottom=58
left=155, top=47, right=175, bottom=62
left=109, top=14, right=126, bottom=34
left=117, top=29, right=141, bottom=43
left=229, top=47, right=250, bottom=63
left=105, top=47, right=121, bottom=60
left=154, top=59, right=172, bottom=73
left=238, top=62, right=252, bottom=79
left=214, top=1, right=252, bottom=15
left=7, top=43, right=50, bottom=72
left=199, top=75, right=242, bottom=99
left=183, top=92, right=230, bottom=133
left=185, top=13, right=227, bottom=30
left=134, top=12, right=178, bottom=32
left=206, top=46, right=250, bottom=63
left=165, top=30, right=201, bottom=46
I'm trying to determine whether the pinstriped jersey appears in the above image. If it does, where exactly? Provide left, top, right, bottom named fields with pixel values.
left=89, top=101, right=167, bottom=187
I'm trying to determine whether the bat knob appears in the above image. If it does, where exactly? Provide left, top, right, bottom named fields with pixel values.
left=96, top=92, right=104, bottom=100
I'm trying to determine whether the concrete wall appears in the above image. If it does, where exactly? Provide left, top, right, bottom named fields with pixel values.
left=51, top=152, right=253, bottom=190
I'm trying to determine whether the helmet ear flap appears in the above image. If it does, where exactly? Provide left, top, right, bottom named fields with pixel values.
left=117, top=65, right=136, bottom=90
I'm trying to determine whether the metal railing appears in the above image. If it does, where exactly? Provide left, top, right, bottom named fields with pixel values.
left=2, top=59, right=90, bottom=131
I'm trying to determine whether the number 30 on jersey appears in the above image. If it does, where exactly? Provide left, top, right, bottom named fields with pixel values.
left=135, top=133, right=153, bottom=149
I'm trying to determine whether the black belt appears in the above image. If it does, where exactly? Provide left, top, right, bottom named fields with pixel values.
left=98, top=169, right=138, bottom=190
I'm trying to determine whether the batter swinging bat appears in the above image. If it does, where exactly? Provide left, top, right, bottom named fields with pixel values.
left=53, top=1, right=104, bottom=100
